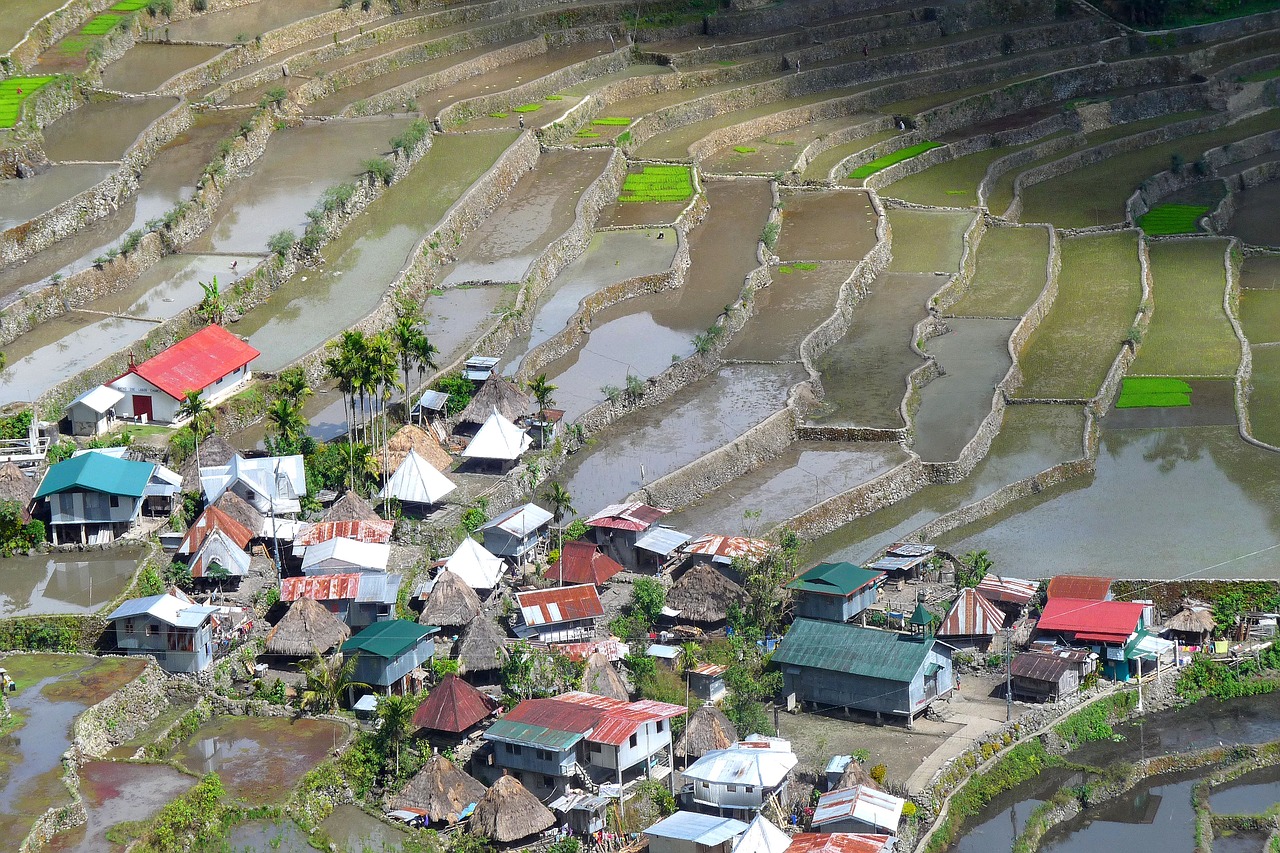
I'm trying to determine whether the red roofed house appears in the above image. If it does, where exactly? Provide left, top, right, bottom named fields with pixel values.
left=412, top=673, right=498, bottom=736
left=482, top=691, right=687, bottom=796
left=1036, top=597, right=1147, bottom=681
left=1045, top=575, right=1114, bottom=601
left=786, top=834, right=894, bottom=853
left=586, top=501, right=670, bottom=571
left=177, top=505, right=255, bottom=557
left=514, top=583, right=604, bottom=643
left=547, top=541, right=624, bottom=586
left=280, top=571, right=401, bottom=630
left=110, top=325, right=259, bottom=425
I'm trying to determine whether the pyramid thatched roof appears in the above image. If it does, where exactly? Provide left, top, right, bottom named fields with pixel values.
left=178, top=433, right=236, bottom=490
left=457, top=616, right=508, bottom=673
left=212, top=490, right=265, bottom=536
left=412, top=674, right=498, bottom=733
left=458, top=378, right=529, bottom=428
left=390, top=754, right=487, bottom=823
left=581, top=651, right=629, bottom=701
left=0, top=462, right=36, bottom=515
left=468, top=774, right=555, bottom=842
left=421, top=569, right=482, bottom=628
left=674, top=704, right=737, bottom=760
left=837, top=759, right=883, bottom=792
left=1166, top=605, right=1215, bottom=635
left=323, top=490, right=381, bottom=523
left=378, top=424, right=452, bottom=475
left=265, top=597, right=352, bottom=656
left=667, top=563, right=748, bottom=624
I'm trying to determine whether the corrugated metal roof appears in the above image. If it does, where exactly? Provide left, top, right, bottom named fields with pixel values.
left=120, top=325, right=258, bottom=401
left=497, top=693, right=686, bottom=748
left=296, top=520, right=395, bottom=547
left=788, top=562, right=885, bottom=596
left=772, top=619, right=937, bottom=683
left=646, top=812, right=748, bottom=845
left=683, top=739, right=798, bottom=788
left=517, top=584, right=603, bottom=626
left=812, top=786, right=904, bottom=832
left=1010, top=651, right=1074, bottom=682
left=178, top=505, right=255, bottom=556
left=70, top=384, right=124, bottom=414
left=548, top=541, right=624, bottom=586
left=976, top=574, right=1038, bottom=605
left=682, top=535, right=773, bottom=561
left=280, top=573, right=362, bottom=602
left=635, top=526, right=692, bottom=556
left=585, top=502, right=669, bottom=532
left=107, top=593, right=217, bottom=629
left=483, top=503, right=552, bottom=536
left=301, top=537, right=390, bottom=573
left=691, top=663, right=727, bottom=677
left=414, top=390, right=450, bottom=412
left=786, top=834, right=894, bottom=853
left=485, top=718, right=584, bottom=751
left=35, top=452, right=154, bottom=499
left=937, top=588, right=1006, bottom=638
left=886, top=542, right=934, bottom=557
left=342, top=619, right=435, bottom=660
left=412, top=674, right=497, bottom=732
left=1045, top=575, right=1114, bottom=601
left=1037, top=598, right=1144, bottom=642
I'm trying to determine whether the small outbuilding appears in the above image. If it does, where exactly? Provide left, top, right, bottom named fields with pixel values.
left=666, top=563, right=749, bottom=628
left=0, top=461, right=37, bottom=519
left=381, top=424, right=453, bottom=474
left=1045, top=575, right=1114, bottom=601
left=418, top=569, right=482, bottom=629
left=865, top=542, right=935, bottom=581
left=646, top=812, right=749, bottom=853
left=442, top=537, right=506, bottom=591
left=467, top=774, right=555, bottom=843
left=1009, top=650, right=1081, bottom=702
left=936, top=587, right=1007, bottom=648
left=481, top=503, right=552, bottom=563
left=1164, top=604, right=1215, bottom=647
left=581, top=650, right=629, bottom=701
left=462, top=409, right=532, bottom=470
left=787, top=562, right=884, bottom=624
left=412, top=673, right=498, bottom=735
left=323, top=490, right=382, bottom=523
left=547, top=540, right=624, bottom=587
left=785, top=834, right=894, bottom=853
left=681, top=535, right=772, bottom=567
left=265, top=596, right=352, bottom=658
left=390, top=753, right=487, bottom=824
left=689, top=663, right=728, bottom=702
left=457, top=616, right=509, bottom=677
left=811, top=785, right=904, bottom=835
left=975, top=574, right=1039, bottom=616
left=457, top=377, right=529, bottom=430
left=65, top=385, right=124, bottom=437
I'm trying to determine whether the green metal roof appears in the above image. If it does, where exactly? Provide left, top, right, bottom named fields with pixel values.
left=786, top=561, right=884, bottom=596
left=910, top=601, right=933, bottom=627
left=485, top=718, right=583, bottom=751
left=772, top=619, right=936, bottom=683
left=34, top=452, right=154, bottom=499
left=342, top=619, right=435, bottom=660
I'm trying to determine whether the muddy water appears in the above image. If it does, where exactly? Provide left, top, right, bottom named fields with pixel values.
left=949, top=225, right=1050, bottom=318
left=946, top=768, right=1076, bottom=853
left=887, top=208, right=972, bottom=273
left=775, top=189, right=878, bottom=262
left=41, top=97, right=179, bottom=162
left=1209, top=764, right=1280, bottom=814
left=943, top=425, right=1280, bottom=579
left=0, top=109, right=248, bottom=302
left=1, top=0, right=68, bottom=54
left=226, top=805, right=409, bottom=852
left=540, top=180, right=771, bottom=420
left=810, top=271, right=937, bottom=426
left=101, top=44, right=225, bottom=93
left=163, top=0, right=339, bottom=42
left=595, top=198, right=688, bottom=228
left=912, top=318, right=1017, bottom=462
left=235, top=131, right=514, bottom=370
left=47, top=761, right=194, bottom=853
left=722, top=263, right=852, bottom=362
left=1039, top=776, right=1197, bottom=853
left=421, top=41, right=615, bottom=116
left=666, top=441, right=909, bottom=534
left=557, top=364, right=805, bottom=517
left=809, top=404, right=1086, bottom=564
left=189, top=117, right=409, bottom=256
left=173, top=715, right=347, bottom=803
left=442, top=149, right=611, bottom=286
left=0, top=253, right=257, bottom=402
left=234, top=383, right=350, bottom=449
left=0, top=164, right=117, bottom=230
left=502, top=228, right=678, bottom=375
left=1226, top=179, right=1280, bottom=247
left=0, top=548, right=144, bottom=618
left=702, top=116, right=875, bottom=175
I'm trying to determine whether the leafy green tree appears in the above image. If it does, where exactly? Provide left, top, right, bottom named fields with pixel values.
left=271, top=367, right=313, bottom=406
left=957, top=550, right=993, bottom=589
left=630, top=577, right=666, bottom=629
left=434, top=372, right=475, bottom=416
left=377, top=692, right=418, bottom=777
left=197, top=276, right=224, bottom=326
left=299, top=650, right=366, bottom=713
left=0, top=501, right=45, bottom=555
left=737, top=528, right=802, bottom=639
left=265, top=397, right=309, bottom=455
left=528, top=374, right=557, bottom=449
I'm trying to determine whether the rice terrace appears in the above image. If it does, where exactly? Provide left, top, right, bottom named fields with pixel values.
left=5, top=0, right=1280, bottom=850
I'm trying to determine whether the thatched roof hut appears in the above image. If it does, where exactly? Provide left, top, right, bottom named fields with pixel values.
left=836, top=759, right=883, bottom=792
left=323, top=490, right=381, bottom=523
left=581, top=651, right=629, bottom=701
left=667, top=563, right=748, bottom=624
left=379, top=424, right=452, bottom=475
left=0, top=462, right=36, bottom=518
left=458, top=378, right=529, bottom=429
left=421, top=569, right=482, bottom=629
left=265, top=596, right=351, bottom=656
left=1166, top=605, right=1215, bottom=639
left=674, top=704, right=737, bottom=761
left=468, top=774, right=555, bottom=842
left=457, top=616, right=508, bottom=674
left=390, top=754, right=487, bottom=823
left=179, top=434, right=237, bottom=490
left=212, top=491, right=265, bottom=536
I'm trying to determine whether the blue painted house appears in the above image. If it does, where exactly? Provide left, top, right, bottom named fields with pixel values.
left=787, top=562, right=885, bottom=623
left=343, top=619, right=438, bottom=695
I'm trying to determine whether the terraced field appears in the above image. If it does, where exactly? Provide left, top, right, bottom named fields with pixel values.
left=5, top=0, right=1280, bottom=590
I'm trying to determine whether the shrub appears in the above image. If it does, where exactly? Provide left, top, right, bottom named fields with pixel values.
left=364, top=157, right=394, bottom=185
left=761, top=220, right=780, bottom=249
left=267, top=230, right=296, bottom=257
left=390, top=118, right=431, bottom=152
left=869, top=763, right=888, bottom=786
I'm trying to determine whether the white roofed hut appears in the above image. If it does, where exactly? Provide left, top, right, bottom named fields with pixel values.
left=462, top=409, right=531, bottom=472
left=378, top=449, right=457, bottom=509
left=732, top=815, right=791, bottom=853
left=301, top=537, right=390, bottom=575
left=66, top=385, right=124, bottom=437
left=444, top=537, right=506, bottom=591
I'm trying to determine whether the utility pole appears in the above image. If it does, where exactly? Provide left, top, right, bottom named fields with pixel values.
left=1005, top=625, right=1014, bottom=722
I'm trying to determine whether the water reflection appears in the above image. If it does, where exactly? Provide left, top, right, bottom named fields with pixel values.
left=0, top=550, right=142, bottom=617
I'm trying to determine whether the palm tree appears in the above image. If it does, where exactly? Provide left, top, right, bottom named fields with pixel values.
left=541, top=481, right=576, bottom=569
left=298, top=650, right=366, bottom=713
left=198, top=276, right=224, bottom=326
left=266, top=397, right=307, bottom=453
left=392, top=316, right=438, bottom=401
left=678, top=641, right=699, bottom=712
left=273, top=367, right=313, bottom=407
left=177, top=390, right=211, bottom=471
left=410, top=332, right=438, bottom=394
left=528, top=374, right=557, bottom=449
left=377, top=692, right=418, bottom=777
left=367, top=332, right=403, bottom=512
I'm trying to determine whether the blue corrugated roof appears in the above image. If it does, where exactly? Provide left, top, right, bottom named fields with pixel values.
left=35, top=452, right=154, bottom=499
left=772, top=619, right=937, bottom=683
left=485, top=718, right=583, bottom=751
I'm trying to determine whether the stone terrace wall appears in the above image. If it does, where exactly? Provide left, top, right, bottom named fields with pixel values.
left=3, top=0, right=109, bottom=73
left=792, top=115, right=894, bottom=179
left=708, top=0, right=938, bottom=38
left=788, top=20, right=943, bottom=68
left=1130, top=128, right=1280, bottom=223
left=786, top=456, right=928, bottom=538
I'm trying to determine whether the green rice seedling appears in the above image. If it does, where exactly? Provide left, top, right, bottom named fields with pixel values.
left=592, top=117, right=632, bottom=126
left=778, top=265, right=794, bottom=274
left=1138, top=204, right=1210, bottom=236
left=513, top=103, right=542, bottom=113
left=1116, top=376, right=1192, bottom=408
left=81, top=13, right=127, bottom=35
left=733, top=146, right=757, bottom=154
left=618, top=164, right=694, bottom=204
left=791, top=262, right=819, bottom=271
left=0, top=76, right=55, bottom=128
left=488, top=112, right=509, bottom=119
left=576, top=130, right=600, bottom=138
left=109, top=0, right=151, bottom=10
left=848, top=142, right=943, bottom=179
left=545, top=95, right=564, bottom=101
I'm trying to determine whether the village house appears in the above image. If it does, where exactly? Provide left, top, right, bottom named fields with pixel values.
left=411, top=673, right=498, bottom=738
left=65, top=385, right=124, bottom=437
left=689, top=663, right=728, bottom=702
left=280, top=573, right=402, bottom=629
left=201, top=453, right=307, bottom=517
left=378, top=448, right=457, bottom=509
left=178, top=505, right=255, bottom=558
left=35, top=452, right=156, bottom=544
left=300, top=536, right=390, bottom=575
left=264, top=596, right=352, bottom=661
left=108, top=325, right=258, bottom=425
left=772, top=619, right=954, bottom=726
left=811, top=785, right=905, bottom=836
left=680, top=535, right=773, bottom=569
left=513, top=584, right=604, bottom=643
left=1035, top=598, right=1151, bottom=681
left=1045, top=575, right=1114, bottom=601
left=186, top=527, right=251, bottom=586
left=586, top=502, right=671, bottom=572
left=866, top=542, right=936, bottom=581
left=785, top=834, right=895, bottom=853
left=107, top=591, right=219, bottom=673
left=680, top=735, right=798, bottom=820
left=645, top=812, right=749, bottom=853
left=292, top=519, right=394, bottom=555
left=975, top=574, right=1039, bottom=617
left=481, top=691, right=687, bottom=797
left=787, top=562, right=885, bottom=623
left=1009, top=648, right=1093, bottom=702
left=547, top=541, right=625, bottom=586
left=481, top=503, right=552, bottom=563
left=439, top=537, right=506, bottom=591
left=342, top=619, right=438, bottom=696
left=936, top=587, right=1007, bottom=650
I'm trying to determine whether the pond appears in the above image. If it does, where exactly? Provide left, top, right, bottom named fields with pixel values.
left=46, top=761, right=194, bottom=853
left=0, top=548, right=144, bottom=618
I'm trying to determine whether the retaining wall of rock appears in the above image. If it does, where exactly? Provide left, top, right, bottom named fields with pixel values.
left=4, top=0, right=109, bottom=74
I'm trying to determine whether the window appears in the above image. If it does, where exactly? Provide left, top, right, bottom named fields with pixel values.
left=59, top=494, right=73, bottom=515
left=656, top=719, right=664, bottom=734
left=746, top=786, right=754, bottom=794
left=504, top=743, right=515, bottom=754
left=728, top=784, right=738, bottom=793
left=543, top=775, right=555, bottom=788
left=537, top=749, right=552, bottom=761
left=628, top=733, right=638, bottom=748
left=512, top=745, right=523, bottom=756
left=701, top=782, right=710, bottom=790
left=124, top=618, right=135, bottom=635
left=146, top=623, right=158, bottom=637
left=588, top=742, right=602, bottom=753
left=110, top=495, right=120, bottom=508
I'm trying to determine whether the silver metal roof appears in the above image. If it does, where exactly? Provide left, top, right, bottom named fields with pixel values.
left=635, top=526, right=692, bottom=556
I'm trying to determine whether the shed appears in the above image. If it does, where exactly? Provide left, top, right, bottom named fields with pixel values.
left=667, top=563, right=748, bottom=627
left=110, top=325, right=258, bottom=424
left=412, top=674, right=498, bottom=734
left=975, top=574, right=1039, bottom=614
left=547, top=540, right=624, bottom=586
left=342, top=619, right=438, bottom=695
left=646, top=812, right=749, bottom=853
left=213, top=491, right=265, bottom=538
left=265, top=596, right=352, bottom=657
left=443, top=537, right=506, bottom=590
left=1165, top=604, right=1215, bottom=645
left=787, top=562, right=884, bottom=623
left=411, top=389, right=451, bottom=423
left=635, top=526, right=693, bottom=572
left=689, top=662, right=728, bottom=702
left=936, top=588, right=1007, bottom=647
left=463, top=356, right=502, bottom=384
left=390, top=753, right=486, bottom=824
left=66, top=385, right=124, bottom=437
left=301, top=536, right=390, bottom=575
left=419, top=569, right=482, bottom=629
left=866, top=542, right=935, bottom=580
left=675, top=704, right=738, bottom=761
left=457, top=616, right=508, bottom=675
left=1045, top=575, right=1114, bottom=601
left=467, top=774, right=555, bottom=843
left=1009, top=651, right=1080, bottom=702
left=481, top=503, right=551, bottom=563
left=785, top=834, right=894, bottom=853
left=732, top=815, right=790, bottom=853
left=811, top=786, right=904, bottom=835
left=378, top=448, right=457, bottom=507
left=682, top=535, right=772, bottom=566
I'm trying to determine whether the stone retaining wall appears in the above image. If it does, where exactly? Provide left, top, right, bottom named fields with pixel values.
left=4, top=0, right=109, bottom=74
left=792, top=115, right=894, bottom=179
left=786, top=456, right=928, bottom=538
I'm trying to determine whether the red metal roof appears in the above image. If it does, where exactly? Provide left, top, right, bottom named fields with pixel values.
left=975, top=574, right=1038, bottom=606
left=1045, top=575, right=1114, bottom=601
left=412, top=674, right=497, bottom=733
left=547, top=541, right=624, bottom=586
left=787, top=834, right=893, bottom=853
left=121, top=325, right=259, bottom=401
left=1037, top=597, right=1145, bottom=643
left=550, top=638, right=627, bottom=662
left=690, top=663, right=727, bottom=677
left=296, top=519, right=394, bottom=547
left=585, top=502, right=669, bottom=531
left=281, top=573, right=362, bottom=602
left=516, top=584, right=604, bottom=625
left=682, top=534, right=773, bottom=561
left=502, top=692, right=687, bottom=746
left=938, top=588, right=1007, bottom=638
left=178, top=505, right=254, bottom=555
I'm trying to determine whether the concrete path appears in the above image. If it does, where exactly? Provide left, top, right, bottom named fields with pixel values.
left=904, top=712, right=1007, bottom=794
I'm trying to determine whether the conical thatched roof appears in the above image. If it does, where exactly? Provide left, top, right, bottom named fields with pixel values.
left=178, top=434, right=236, bottom=490
left=378, top=424, right=452, bottom=475
left=837, top=758, right=883, bottom=792
left=421, top=569, right=482, bottom=628
left=667, top=563, right=748, bottom=624
left=323, top=489, right=381, bottom=523
left=457, top=616, right=508, bottom=673
left=265, top=596, right=352, bottom=656
left=674, top=704, right=737, bottom=760
left=468, top=774, right=555, bottom=842
left=212, top=490, right=265, bottom=536
left=581, top=651, right=629, bottom=701
left=1166, top=605, right=1215, bottom=635
left=458, top=378, right=529, bottom=428
left=390, top=754, right=487, bottom=823
left=0, top=462, right=36, bottom=515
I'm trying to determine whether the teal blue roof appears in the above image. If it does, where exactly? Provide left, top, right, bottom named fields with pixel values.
left=485, top=718, right=583, bottom=751
left=34, top=453, right=154, bottom=499
left=787, top=561, right=884, bottom=596
left=342, top=619, right=435, bottom=660
left=772, top=619, right=937, bottom=683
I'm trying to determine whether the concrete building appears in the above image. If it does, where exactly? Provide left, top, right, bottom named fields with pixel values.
left=787, top=562, right=885, bottom=623
left=65, top=385, right=124, bottom=437
left=109, top=325, right=258, bottom=425
left=107, top=592, right=218, bottom=673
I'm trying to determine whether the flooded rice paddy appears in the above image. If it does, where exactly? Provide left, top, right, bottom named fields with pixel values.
left=775, top=189, right=878, bottom=262
left=40, top=97, right=178, bottom=163
left=1225, top=179, right=1280, bottom=247
left=948, top=225, right=1049, bottom=318
left=0, top=164, right=116, bottom=230
left=0, top=548, right=144, bottom=618
left=224, top=804, right=409, bottom=853
left=100, top=44, right=224, bottom=94
left=47, top=761, right=194, bottom=853
left=722, top=263, right=853, bottom=363
left=163, top=0, right=338, bottom=43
